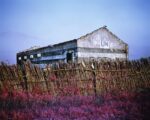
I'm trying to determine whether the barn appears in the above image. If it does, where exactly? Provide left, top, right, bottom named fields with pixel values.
left=17, top=26, right=128, bottom=67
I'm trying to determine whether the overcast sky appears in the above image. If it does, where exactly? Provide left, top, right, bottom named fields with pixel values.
left=0, top=0, right=150, bottom=64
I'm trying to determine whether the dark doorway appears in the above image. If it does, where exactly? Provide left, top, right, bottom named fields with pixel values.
left=67, top=52, right=73, bottom=62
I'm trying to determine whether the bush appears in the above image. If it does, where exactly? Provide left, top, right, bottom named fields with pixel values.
left=0, top=89, right=149, bottom=120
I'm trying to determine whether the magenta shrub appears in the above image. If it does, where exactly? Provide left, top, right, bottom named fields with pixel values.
left=0, top=89, right=150, bottom=120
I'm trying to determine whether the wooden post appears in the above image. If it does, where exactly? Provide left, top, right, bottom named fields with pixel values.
left=91, top=62, right=97, bottom=96
left=21, top=63, right=28, bottom=91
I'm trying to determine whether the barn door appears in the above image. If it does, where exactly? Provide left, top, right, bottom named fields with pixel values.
left=67, top=52, right=73, bottom=62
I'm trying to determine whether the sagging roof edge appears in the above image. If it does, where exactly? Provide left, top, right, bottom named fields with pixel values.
left=17, top=39, right=77, bottom=55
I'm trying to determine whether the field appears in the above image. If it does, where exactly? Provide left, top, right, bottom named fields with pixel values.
left=0, top=58, right=150, bottom=120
